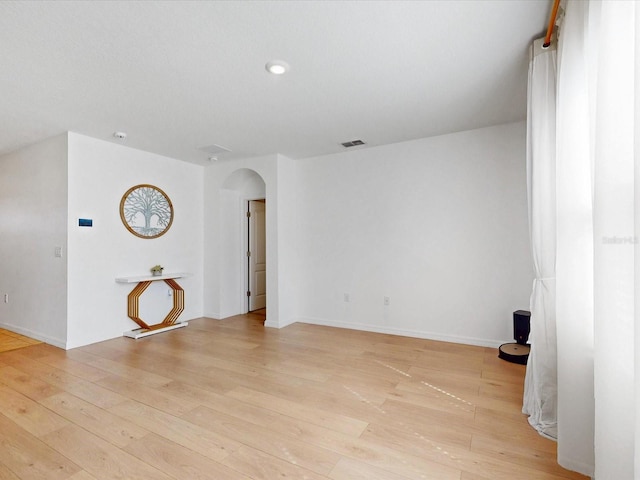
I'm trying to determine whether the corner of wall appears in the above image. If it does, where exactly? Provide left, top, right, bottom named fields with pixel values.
left=66, top=134, right=205, bottom=348
left=0, top=134, right=70, bottom=346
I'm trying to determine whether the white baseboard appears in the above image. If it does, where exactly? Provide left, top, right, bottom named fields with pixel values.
left=557, top=456, right=594, bottom=479
left=157, top=314, right=504, bottom=347
left=264, top=316, right=297, bottom=329
left=0, top=322, right=66, bottom=349
left=296, top=316, right=504, bottom=348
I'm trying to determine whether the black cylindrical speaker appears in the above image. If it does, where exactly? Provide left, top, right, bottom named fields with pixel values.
left=513, top=310, right=531, bottom=345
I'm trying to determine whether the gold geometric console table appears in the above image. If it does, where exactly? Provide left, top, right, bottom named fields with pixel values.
left=115, top=273, right=189, bottom=339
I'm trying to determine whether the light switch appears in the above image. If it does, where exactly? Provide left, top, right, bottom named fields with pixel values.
left=54, top=246, right=63, bottom=258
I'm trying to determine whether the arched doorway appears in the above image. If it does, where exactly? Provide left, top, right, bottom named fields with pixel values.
left=220, top=168, right=267, bottom=318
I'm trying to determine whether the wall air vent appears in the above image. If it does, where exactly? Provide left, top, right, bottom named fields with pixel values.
left=341, top=139, right=366, bottom=148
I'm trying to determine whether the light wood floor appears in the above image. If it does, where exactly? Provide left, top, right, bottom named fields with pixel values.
left=0, top=328, right=41, bottom=353
left=0, top=313, right=586, bottom=480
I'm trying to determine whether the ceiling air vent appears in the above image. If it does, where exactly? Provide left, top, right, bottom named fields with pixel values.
left=197, top=143, right=232, bottom=163
left=198, top=143, right=231, bottom=155
left=341, top=139, right=365, bottom=148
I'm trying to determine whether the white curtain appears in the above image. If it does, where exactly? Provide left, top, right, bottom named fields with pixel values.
left=526, top=0, right=639, bottom=478
left=523, top=37, right=558, bottom=441
left=555, top=0, right=596, bottom=474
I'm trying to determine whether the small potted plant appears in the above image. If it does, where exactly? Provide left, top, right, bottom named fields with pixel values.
left=150, top=265, right=164, bottom=276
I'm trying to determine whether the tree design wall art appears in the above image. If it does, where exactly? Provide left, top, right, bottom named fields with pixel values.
left=120, top=184, right=173, bottom=239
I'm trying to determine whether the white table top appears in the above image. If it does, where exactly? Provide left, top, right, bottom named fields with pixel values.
left=115, top=273, right=190, bottom=283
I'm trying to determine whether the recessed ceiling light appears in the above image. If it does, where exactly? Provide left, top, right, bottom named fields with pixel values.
left=265, top=60, right=289, bottom=75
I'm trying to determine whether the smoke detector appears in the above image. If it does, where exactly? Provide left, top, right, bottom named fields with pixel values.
left=113, top=131, right=127, bottom=140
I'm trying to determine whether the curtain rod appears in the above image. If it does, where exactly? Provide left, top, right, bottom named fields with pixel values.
left=543, top=0, right=561, bottom=47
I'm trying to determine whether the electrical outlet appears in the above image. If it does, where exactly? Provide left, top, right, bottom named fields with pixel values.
left=168, top=289, right=173, bottom=297
left=4, top=294, right=8, bottom=303
left=384, top=296, right=390, bottom=306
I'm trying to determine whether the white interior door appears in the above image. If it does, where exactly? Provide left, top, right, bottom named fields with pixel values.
left=248, top=200, right=266, bottom=311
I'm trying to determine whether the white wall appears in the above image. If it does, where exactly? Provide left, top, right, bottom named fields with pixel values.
left=274, top=154, right=300, bottom=327
left=66, top=133, right=204, bottom=348
left=0, top=134, right=69, bottom=347
left=2, top=122, right=529, bottom=350
left=295, top=121, right=532, bottom=346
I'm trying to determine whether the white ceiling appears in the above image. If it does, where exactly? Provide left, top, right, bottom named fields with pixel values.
left=0, top=0, right=549, bottom=165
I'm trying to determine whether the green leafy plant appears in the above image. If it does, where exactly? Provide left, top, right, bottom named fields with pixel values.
left=150, top=264, right=164, bottom=273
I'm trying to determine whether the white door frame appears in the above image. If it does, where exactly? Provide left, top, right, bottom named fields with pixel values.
left=243, top=196, right=266, bottom=313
